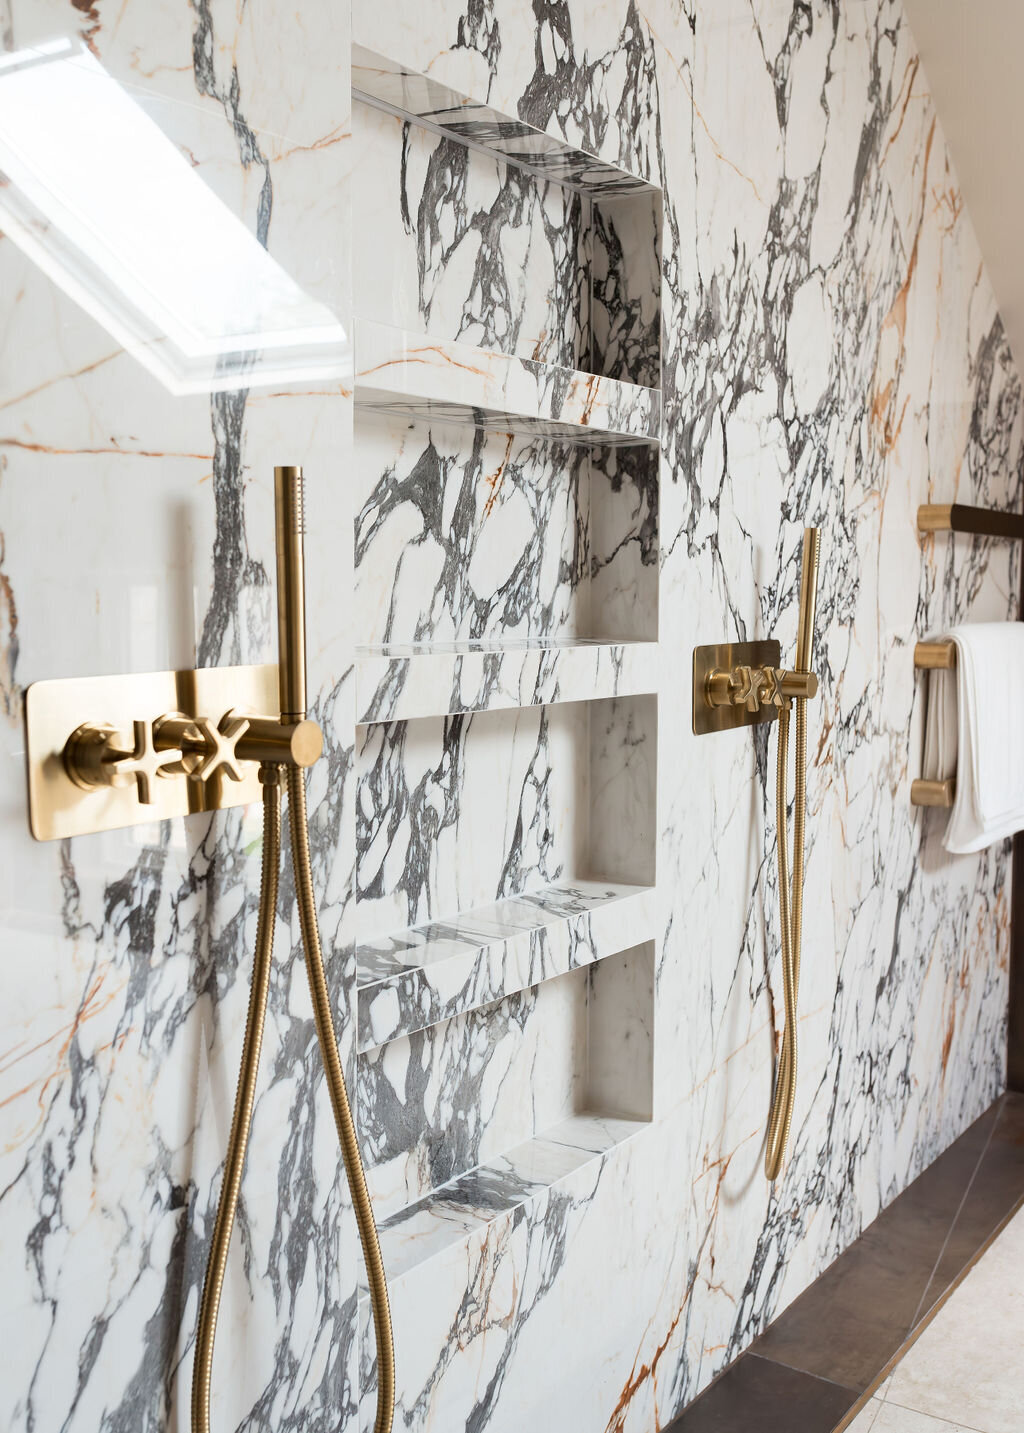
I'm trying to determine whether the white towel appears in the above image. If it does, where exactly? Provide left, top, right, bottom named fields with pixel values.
left=922, top=622, right=1024, bottom=853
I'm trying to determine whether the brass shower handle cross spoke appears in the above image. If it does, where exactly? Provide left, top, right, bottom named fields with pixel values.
left=154, top=711, right=250, bottom=784
left=64, top=718, right=184, bottom=805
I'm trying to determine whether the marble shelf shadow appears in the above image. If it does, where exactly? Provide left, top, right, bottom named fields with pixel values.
left=355, top=637, right=659, bottom=724
left=353, top=320, right=661, bottom=447
left=369, top=1112, right=649, bottom=1286
left=356, top=878, right=655, bottom=1052
left=352, top=44, right=659, bottom=197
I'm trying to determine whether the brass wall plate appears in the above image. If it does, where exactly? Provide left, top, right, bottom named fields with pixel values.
left=24, top=663, right=278, bottom=841
left=692, top=640, right=782, bottom=736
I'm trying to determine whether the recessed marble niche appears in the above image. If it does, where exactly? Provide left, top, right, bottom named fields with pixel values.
left=351, top=88, right=662, bottom=664
left=348, top=58, right=661, bottom=1298
left=351, top=93, right=662, bottom=384
left=354, top=694, right=656, bottom=1271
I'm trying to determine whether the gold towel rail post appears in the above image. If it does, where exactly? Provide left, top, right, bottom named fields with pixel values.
left=911, top=639, right=956, bottom=809
left=911, top=496, right=1024, bottom=810
left=914, top=639, right=956, bottom=670
left=911, top=778, right=956, bottom=808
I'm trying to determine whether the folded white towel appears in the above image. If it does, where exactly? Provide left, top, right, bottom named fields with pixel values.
left=922, top=622, right=1024, bottom=853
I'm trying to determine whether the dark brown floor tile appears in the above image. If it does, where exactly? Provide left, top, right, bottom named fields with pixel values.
left=755, top=1093, right=1024, bottom=1393
left=920, top=1092, right=1024, bottom=1307
left=753, top=1218, right=937, bottom=1391
left=665, top=1354, right=857, bottom=1433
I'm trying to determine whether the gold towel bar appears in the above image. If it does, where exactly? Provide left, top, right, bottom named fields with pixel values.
left=918, top=503, right=1024, bottom=540
left=914, top=639, right=956, bottom=670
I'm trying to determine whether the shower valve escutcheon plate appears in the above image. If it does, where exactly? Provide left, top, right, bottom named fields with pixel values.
left=692, top=640, right=818, bottom=736
left=24, top=663, right=323, bottom=841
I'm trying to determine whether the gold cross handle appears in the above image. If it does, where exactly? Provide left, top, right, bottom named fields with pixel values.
left=154, top=710, right=322, bottom=780
left=64, top=719, right=184, bottom=804
left=705, top=663, right=818, bottom=715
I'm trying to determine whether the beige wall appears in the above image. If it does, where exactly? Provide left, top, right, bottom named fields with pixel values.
left=904, top=0, right=1024, bottom=367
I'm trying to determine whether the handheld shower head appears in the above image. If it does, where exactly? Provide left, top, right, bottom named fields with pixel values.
left=795, top=527, right=820, bottom=674
left=764, top=524, right=821, bottom=1182
left=274, top=464, right=307, bottom=723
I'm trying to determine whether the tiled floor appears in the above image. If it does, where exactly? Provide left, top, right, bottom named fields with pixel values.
left=846, top=1200, right=1024, bottom=1433
left=669, top=1093, right=1024, bottom=1432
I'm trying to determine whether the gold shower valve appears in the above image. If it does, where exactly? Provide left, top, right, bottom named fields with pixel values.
left=154, top=709, right=323, bottom=777
left=26, top=662, right=320, bottom=840
left=693, top=641, right=818, bottom=737
left=67, top=709, right=325, bottom=796
left=705, top=663, right=817, bottom=714
left=50, top=681, right=326, bottom=836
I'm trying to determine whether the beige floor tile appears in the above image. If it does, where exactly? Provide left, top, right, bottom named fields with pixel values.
left=844, top=1399, right=882, bottom=1432
left=887, top=1203, right=1024, bottom=1433
left=871, top=1405, right=983, bottom=1432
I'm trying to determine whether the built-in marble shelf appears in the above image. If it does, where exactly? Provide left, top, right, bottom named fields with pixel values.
left=355, top=637, right=659, bottom=724
left=370, top=1112, right=649, bottom=1284
left=357, top=879, right=655, bottom=1052
left=352, top=45, right=657, bottom=197
left=353, top=320, right=661, bottom=447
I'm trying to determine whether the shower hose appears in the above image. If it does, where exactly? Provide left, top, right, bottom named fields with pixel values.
left=191, top=762, right=395, bottom=1433
left=764, top=688, right=807, bottom=1183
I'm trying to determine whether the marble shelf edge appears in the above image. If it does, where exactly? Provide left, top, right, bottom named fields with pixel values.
left=359, top=1112, right=651, bottom=1290
left=355, top=638, right=660, bottom=724
left=351, top=44, right=659, bottom=197
left=352, top=319, right=662, bottom=447
left=356, top=880, right=656, bottom=1053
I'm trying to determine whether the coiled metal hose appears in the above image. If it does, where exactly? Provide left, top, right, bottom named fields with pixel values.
left=286, top=761, right=395, bottom=1432
left=192, top=766, right=281, bottom=1433
left=192, top=762, right=395, bottom=1433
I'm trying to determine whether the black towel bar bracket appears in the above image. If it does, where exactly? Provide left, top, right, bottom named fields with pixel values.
left=918, top=504, right=1024, bottom=540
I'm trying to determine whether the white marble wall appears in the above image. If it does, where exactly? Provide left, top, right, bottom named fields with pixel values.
left=1, top=2, right=1022, bottom=1432
left=0, top=2, right=361, bottom=1430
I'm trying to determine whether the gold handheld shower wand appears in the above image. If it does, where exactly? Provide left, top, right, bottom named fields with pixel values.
left=192, top=467, right=395, bottom=1433
left=691, top=526, right=820, bottom=1183
left=764, top=527, right=819, bottom=1182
